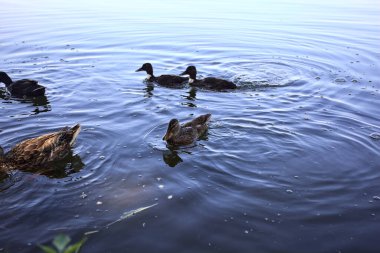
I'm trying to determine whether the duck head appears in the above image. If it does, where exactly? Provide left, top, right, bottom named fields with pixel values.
left=0, top=71, right=13, bottom=86
left=163, top=119, right=181, bottom=141
left=180, top=66, right=197, bottom=83
left=136, top=63, right=154, bottom=80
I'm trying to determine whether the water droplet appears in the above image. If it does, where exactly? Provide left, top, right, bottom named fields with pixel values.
left=373, top=196, right=380, bottom=200
left=99, top=155, right=105, bottom=160
left=142, top=222, right=146, bottom=228
left=168, top=195, right=173, bottom=199
left=96, top=201, right=103, bottom=205
left=80, top=192, right=87, bottom=199
left=244, top=230, right=249, bottom=234
left=286, top=189, right=293, bottom=193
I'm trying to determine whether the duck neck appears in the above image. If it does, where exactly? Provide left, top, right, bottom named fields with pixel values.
left=146, top=69, right=155, bottom=81
left=0, top=73, right=13, bottom=87
left=188, top=73, right=197, bottom=83
left=146, top=74, right=155, bottom=80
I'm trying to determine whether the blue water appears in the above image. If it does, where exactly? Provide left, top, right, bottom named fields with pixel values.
left=1, top=0, right=380, bottom=252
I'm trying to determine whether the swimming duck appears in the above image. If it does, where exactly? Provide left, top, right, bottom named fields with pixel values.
left=180, top=66, right=237, bottom=90
left=0, top=71, right=46, bottom=97
left=0, top=124, right=81, bottom=171
left=136, top=63, right=187, bottom=87
left=163, top=114, right=211, bottom=146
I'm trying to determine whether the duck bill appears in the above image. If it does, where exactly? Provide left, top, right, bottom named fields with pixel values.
left=135, top=67, right=143, bottom=72
left=179, top=71, right=187, bottom=76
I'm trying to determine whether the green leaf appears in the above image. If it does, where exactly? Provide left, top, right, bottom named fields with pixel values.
left=39, top=245, right=57, bottom=253
left=53, top=234, right=71, bottom=253
left=64, top=238, right=87, bottom=253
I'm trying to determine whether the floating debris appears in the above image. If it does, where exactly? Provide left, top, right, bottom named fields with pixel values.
left=335, top=78, right=346, bottom=83
left=99, top=155, right=105, bottom=160
left=286, top=189, right=293, bottom=194
left=373, top=196, right=380, bottom=200
left=106, top=203, right=158, bottom=227
left=96, top=201, right=103, bottom=205
left=80, top=192, right=87, bottom=199
left=369, top=133, right=380, bottom=140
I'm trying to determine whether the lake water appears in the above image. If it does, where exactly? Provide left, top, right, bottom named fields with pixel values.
left=1, top=0, right=379, bottom=252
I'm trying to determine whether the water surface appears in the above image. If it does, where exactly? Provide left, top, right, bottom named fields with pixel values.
left=1, top=0, right=380, bottom=252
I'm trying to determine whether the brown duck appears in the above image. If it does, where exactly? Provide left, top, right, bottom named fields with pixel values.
left=0, top=124, right=81, bottom=171
left=163, top=114, right=211, bottom=146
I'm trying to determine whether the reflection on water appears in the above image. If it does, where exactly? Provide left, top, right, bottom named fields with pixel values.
left=181, top=87, right=198, bottom=107
left=0, top=151, right=84, bottom=181
left=18, top=152, right=84, bottom=178
left=162, top=149, right=183, bottom=167
left=1, top=88, right=51, bottom=115
left=143, top=83, right=154, bottom=98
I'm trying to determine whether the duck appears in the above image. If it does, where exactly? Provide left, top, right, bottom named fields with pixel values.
left=0, top=124, right=81, bottom=171
left=163, top=114, right=211, bottom=146
left=180, top=66, right=237, bottom=90
left=136, top=63, right=187, bottom=87
left=0, top=71, right=46, bottom=97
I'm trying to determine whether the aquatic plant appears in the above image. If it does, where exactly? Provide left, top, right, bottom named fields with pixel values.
left=39, top=234, right=86, bottom=253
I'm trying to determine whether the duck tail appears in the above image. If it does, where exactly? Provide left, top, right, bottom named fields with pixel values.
left=69, top=124, right=81, bottom=146
left=196, top=114, right=211, bottom=125
left=203, top=113, right=212, bottom=124
left=31, top=86, right=45, bottom=96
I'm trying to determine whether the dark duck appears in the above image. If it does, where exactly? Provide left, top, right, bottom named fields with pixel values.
left=180, top=66, right=237, bottom=90
left=0, top=124, right=81, bottom=171
left=0, top=71, right=46, bottom=97
left=136, top=63, right=187, bottom=87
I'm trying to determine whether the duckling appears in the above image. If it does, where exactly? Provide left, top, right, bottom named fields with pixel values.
left=180, top=66, right=237, bottom=90
left=0, top=124, right=81, bottom=171
left=0, top=71, right=46, bottom=97
left=163, top=114, right=211, bottom=146
left=136, top=63, right=187, bottom=87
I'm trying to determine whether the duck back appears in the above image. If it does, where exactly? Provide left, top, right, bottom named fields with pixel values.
left=155, top=75, right=187, bottom=87
left=8, top=79, right=45, bottom=97
left=199, top=77, right=236, bottom=90
left=5, top=124, right=80, bottom=167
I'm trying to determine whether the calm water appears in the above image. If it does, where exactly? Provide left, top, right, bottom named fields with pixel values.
left=1, top=0, right=380, bottom=252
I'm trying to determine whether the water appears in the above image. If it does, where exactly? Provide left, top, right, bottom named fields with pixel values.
left=1, top=0, right=380, bottom=252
